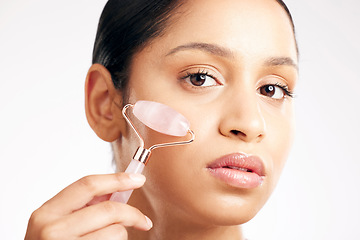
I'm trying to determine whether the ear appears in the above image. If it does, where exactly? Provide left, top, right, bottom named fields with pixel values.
left=85, top=64, right=125, bottom=142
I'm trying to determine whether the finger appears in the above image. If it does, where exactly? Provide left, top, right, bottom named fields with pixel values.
left=57, top=201, right=152, bottom=237
left=43, top=173, right=146, bottom=214
left=86, top=193, right=112, bottom=207
left=80, top=224, right=127, bottom=240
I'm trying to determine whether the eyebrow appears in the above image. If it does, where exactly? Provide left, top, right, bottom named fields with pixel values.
left=166, top=42, right=233, bottom=58
left=265, top=57, right=298, bottom=70
left=166, top=42, right=298, bottom=70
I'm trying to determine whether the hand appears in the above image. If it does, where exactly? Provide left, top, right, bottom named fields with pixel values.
left=25, top=173, right=152, bottom=240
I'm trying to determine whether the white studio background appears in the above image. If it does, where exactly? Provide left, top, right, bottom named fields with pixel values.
left=0, top=1, right=359, bottom=240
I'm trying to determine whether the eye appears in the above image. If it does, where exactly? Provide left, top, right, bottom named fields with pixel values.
left=181, top=72, right=219, bottom=87
left=259, top=84, right=293, bottom=99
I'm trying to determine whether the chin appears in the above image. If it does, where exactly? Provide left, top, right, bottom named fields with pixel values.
left=181, top=191, right=269, bottom=227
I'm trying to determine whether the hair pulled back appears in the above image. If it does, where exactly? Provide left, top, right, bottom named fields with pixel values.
left=92, top=0, right=182, bottom=90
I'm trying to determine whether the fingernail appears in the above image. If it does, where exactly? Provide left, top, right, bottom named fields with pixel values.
left=128, top=173, right=146, bottom=182
left=145, top=215, right=153, bottom=229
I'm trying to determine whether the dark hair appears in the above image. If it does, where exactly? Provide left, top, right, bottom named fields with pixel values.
left=92, top=0, right=296, bottom=91
left=92, top=0, right=183, bottom=91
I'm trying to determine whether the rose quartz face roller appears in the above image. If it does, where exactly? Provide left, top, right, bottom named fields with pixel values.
left=110, top=101, right=195, bottom=203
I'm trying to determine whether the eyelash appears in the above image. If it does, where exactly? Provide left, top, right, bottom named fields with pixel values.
left=180, top=69, right=217, bottom=82
left=273, top=82, right=294, bottom=98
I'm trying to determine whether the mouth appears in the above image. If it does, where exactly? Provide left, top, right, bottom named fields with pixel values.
left=206, top=153, right=265, bottom=189
left=222, top=166, right=254, bottom=172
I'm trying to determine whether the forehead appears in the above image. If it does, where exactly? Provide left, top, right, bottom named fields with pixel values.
left=147, top=0, right=297, bottom=62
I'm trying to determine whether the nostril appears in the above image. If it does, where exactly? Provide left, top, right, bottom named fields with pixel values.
left=230, top=130, right=246, bottom=137
left=230, top=129, right=265, bottom=143
left=230, top=130, right=239, bottom=135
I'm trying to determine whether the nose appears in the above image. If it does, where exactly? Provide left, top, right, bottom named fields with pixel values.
left=219, top=92, right=266, bottom=143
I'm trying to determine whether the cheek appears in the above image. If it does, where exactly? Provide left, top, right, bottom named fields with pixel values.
left=263, top=101, right=295, bottom=187
left=136, top=107, right=217, bottom=206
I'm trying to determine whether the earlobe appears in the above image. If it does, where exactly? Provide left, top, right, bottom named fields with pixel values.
left=85, top=64, right=124, bottom=142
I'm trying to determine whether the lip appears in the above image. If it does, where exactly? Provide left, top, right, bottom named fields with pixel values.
left=206, top=153, right=265, bottom=189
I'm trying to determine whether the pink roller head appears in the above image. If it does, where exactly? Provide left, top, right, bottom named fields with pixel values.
left=133, top=101, right=190, bottom=137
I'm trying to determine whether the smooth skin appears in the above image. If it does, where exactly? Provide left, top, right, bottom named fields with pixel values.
left=25, top=0, right=298, bottom=239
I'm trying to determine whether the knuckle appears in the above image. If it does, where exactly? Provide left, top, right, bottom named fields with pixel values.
left=28, top=208, right=51, bottom=231
left=101, top=201, right=118, bottom=216
left=114, top=172, right=127, bottom=184
left=39, top=222, right=61, bottom=240
left=27, top=207, right=64, bottom=240
left=77, top=175, right=98, bottom=192
left=29, top=209, right=43, bottom=226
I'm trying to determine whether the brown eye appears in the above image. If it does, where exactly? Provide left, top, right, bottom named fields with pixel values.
left=259, top=85, right=285, bottom=99
left=184, top=73, right=218, bottom=87
left=189, top=74, right=207, bottom=86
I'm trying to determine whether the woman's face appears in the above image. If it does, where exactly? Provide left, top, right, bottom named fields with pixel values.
left=115, top=0, right=298, bottom=226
